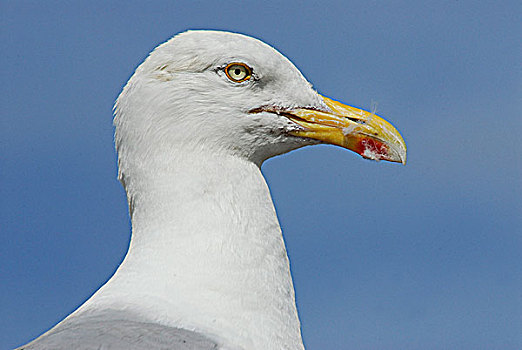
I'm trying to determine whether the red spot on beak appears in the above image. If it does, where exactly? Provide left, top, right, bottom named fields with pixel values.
left=357, top=138, right=389, bottom=160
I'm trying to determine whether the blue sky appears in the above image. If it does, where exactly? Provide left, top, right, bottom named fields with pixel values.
left=1, top=1, right=521, bottom=349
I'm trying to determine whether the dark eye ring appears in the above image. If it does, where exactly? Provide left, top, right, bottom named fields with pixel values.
left=224, top=63, right=252, bottom=83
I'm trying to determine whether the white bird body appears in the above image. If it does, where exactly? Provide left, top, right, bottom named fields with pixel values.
left=20, top=30, right=405, bottom=350
left=77, top=152, right=304, bottom=350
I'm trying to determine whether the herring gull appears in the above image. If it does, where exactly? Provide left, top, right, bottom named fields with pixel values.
left=19, top=30, right=406, bottom=350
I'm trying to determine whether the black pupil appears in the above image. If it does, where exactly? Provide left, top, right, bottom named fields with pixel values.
left=234, top=68, right=242, bottom=76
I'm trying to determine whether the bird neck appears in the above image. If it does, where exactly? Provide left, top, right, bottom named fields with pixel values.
left=80, top=150, right=305, bottom=350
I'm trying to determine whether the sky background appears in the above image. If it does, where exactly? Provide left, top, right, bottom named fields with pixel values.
left=1, top=1, right=521, bottom=349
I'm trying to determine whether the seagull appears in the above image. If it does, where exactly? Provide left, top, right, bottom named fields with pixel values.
left=19, top=30, right=406, bottom=350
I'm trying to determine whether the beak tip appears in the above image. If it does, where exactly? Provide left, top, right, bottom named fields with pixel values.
left=398, top=148, right=407, bottom=165
left=359, top=137, right=407, bottom=165
left=395, top=146, right=407, bottom=165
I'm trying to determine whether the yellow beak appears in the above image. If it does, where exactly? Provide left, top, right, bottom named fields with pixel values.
left=287, top=95, right=407, bottom=164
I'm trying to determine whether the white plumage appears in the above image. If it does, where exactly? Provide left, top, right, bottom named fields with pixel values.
left=20, top=30, right=405, bottom=350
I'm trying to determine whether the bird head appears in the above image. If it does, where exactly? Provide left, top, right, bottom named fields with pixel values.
left=114, top=30, right=406, bottom=172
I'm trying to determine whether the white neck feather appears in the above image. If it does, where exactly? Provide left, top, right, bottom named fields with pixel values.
left=77, top=148, right=304, bottom=350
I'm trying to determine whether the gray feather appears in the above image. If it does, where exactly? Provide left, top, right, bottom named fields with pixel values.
left=17, top=310, right=219, bottom=350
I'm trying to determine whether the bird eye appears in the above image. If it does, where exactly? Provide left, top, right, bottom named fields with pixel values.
left=225, top=63, right=252, bottom=83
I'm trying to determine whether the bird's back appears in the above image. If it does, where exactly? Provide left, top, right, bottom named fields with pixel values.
left=17, top=309, right=219, bottom=350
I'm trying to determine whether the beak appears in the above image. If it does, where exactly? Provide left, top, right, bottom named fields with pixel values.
left=287, top=95, right=407, bottom=164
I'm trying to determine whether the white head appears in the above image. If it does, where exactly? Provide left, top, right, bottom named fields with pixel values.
left=114, top=30, right=406, bottom=184
left=114, top=31, right=327, bottom=177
